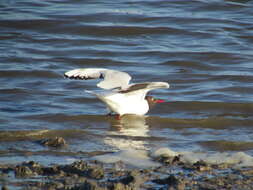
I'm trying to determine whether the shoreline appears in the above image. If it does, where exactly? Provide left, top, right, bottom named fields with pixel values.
left=1, top=153, right=253, bottom=190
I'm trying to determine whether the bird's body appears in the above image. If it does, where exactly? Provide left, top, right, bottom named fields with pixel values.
left=91, top=90, right=149, bottom=116
left=64, top=68, right=169, bottom=116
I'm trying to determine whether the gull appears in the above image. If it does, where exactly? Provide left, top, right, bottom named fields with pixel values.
left=64, top=68, right=169, bottom=117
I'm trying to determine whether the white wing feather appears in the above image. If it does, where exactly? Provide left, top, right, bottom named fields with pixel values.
left=64, top=68, right=131, bottom=90
left=120, top=82, right=170, bottom=100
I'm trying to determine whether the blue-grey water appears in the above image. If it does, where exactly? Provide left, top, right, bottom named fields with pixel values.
left=0, top=0, right=253, bottom=169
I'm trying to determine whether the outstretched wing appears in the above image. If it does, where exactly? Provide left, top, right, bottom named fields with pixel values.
left=119, top=82, right=170, bottom=99
left=64, top=68, right=132, bottom=90
left=120, top=82, right=169, bottom=93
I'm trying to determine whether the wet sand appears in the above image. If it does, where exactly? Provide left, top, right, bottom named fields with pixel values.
left=1, top=146, right=253, bottom=190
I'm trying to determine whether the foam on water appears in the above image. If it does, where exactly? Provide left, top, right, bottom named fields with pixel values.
left=152, top=147, right=253, bottom=167
left=93, top=147, right=253, bottom=168
left=151, top=147, right=179, bottom=157
left=93, top=149, right=160, bottom=168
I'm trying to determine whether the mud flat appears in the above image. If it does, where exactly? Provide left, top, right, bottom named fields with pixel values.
left=1, top=153, right=253, bottom=190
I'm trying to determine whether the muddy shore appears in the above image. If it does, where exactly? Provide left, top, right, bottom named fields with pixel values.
left=1, top=153, right=253, bottom=190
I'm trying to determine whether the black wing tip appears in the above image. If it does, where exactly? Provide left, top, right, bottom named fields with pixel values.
left=64, top=74, right=96, bottom=80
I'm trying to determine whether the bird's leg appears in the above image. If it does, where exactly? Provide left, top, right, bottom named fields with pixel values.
left=106, top=112, right=121, bottom=120
left=105, top=108, right=121, bottom=119
left=115, top=114, right=121, bottom=120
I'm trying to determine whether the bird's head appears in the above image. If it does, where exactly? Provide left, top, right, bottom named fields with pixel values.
left=145, top=96, right=165, bottom=108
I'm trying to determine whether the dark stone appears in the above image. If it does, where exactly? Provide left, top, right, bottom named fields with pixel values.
left=23, top=161, right=44, bottom=174
left=156, top=155, right=181, bottom=165
left=152, top=175, right=178, bottom=185
left=115, top=171, right=139, bottom=185
left=193, top=160, right=212, bottom=172
left=15, top=165, right=35, bottom=177
left=87, top=167, right=104, bottom=179
left=107, top=171, right=139, bottom=190
left=69, top=180, right=102, bottom=190
left=24, top=161, right=39, bottom=167
left=60, top=160, right=104, bottom=179
left=193, top=160, right=207, bottom=167
left=2, top=186, right=9, bottom=190
left=40, top=137, right=67, bottom=148
left=42, top=166, right=59, bottom=176
left=60, top=160, right=88, bottom=176
left=120, top=175, right=135, bottom=185
left=71, top=160, right=88, bottom=171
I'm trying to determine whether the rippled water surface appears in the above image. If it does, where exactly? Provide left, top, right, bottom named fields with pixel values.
left=0, top=0, right=253, bottom=166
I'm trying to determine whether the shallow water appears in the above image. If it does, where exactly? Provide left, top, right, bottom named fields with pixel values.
left=0, top=0, right=253, bottom=167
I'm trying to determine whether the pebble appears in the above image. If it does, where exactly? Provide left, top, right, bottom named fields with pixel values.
left=2, top=186, right=8, bottom=190
left=40, top=137, right=67, bottom=148
left=15, top=165, right=35, bottom=177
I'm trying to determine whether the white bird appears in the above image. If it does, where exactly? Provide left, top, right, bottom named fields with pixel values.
left=64, top=68, right=169, bottom=117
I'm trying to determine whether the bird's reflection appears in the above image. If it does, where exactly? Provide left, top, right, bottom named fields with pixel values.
left=104, top=115, right=149, bottom=151
left=94, top=115, right=160, bottom=167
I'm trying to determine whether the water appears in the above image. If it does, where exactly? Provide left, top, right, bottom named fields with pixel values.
left=0, top=0, right=253, bottom=166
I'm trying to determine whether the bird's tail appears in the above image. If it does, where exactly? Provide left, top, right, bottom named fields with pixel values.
left=84, top=90, right=116, bottom=114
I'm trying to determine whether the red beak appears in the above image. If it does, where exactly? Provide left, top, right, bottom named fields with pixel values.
left=156, top=99, right=165, bottom=103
